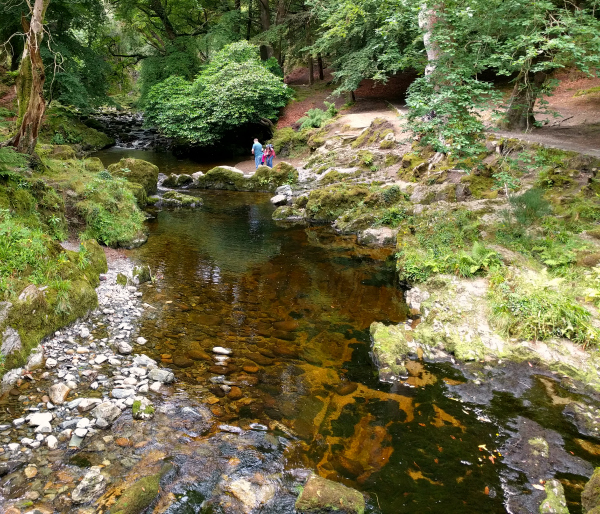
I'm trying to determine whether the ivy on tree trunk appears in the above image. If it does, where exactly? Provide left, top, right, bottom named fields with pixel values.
left=10, top=0, right=51, bottom=155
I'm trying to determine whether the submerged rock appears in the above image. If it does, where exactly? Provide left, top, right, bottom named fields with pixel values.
left=539, top=479, right=569, bottom=513
left=71, top=466, right=106, bottom=503
left=132, top=397, right=154, bottom=420
left=582, top=467, right=600, bottom=513
left=159, top=190, right=202, bottom=208
left=295, top=475, right=365, bottom=514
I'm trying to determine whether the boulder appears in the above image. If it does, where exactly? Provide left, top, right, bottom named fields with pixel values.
left=162, top=173, right=193, bottom=187
left=295, top=475, right=365, bottom=514
left=48, top=383, right=71, bottom=405
left=1, top=367, right=22, bottom=393
left=71, top=466, right=105, bottom=503
left=160, top=191, right=202, bottom=208
left=51, top=145, right=76, bottom=160
left=84, top=157, right=105, bottom=172
left=132, top=265, right=152, bottom=285
left=133, top=354, right=157, bottom=368
left=275, top=184, right=293, bottom=196
left=109, top=464, right=172, bottom=514
left=583, top=467, right=600, bottom=513
left=226, top=478, right=276, bottom=512
left=107, top=158, right=160, bottom=194
left=26, top=345, right=45, bottom=371
left=357, top=227, right=398, bottom=247
left=270, top=194, right=288, bottom=206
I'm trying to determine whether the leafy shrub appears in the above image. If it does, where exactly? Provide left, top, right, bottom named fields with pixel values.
left=381, top=185, right=405, bottom=205
left=145, top=41, right=291, bottom=146
left=375, top=207, right=411, bottom=227
left=97, top=170, right=112, bottom=180
left=50, top=133, right=66, bottom=145
left=298, top=102, right=338, bottom=130
left=490, top=270, right=600, bottom=347
left=456, top=242, right=502, bottom=277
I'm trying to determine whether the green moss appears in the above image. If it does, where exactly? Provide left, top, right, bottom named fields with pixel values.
left=109, top=475, right=160, bottom=514
left=539, top=479, right=569, bottom=514
left=461, top=174, right=497, bottom=199
left=84, top=158, right=105, bottom=173
left=107, top=158, right=159, bottom=195
left=132, top=400, right=155, bottom=416
left=370, top=322, right=411, bottom=377
left=39, top=106, right=113, bottom=151
left=351, top=118, right=394, bottom=149
left=380, top=140, right=396, bottom=150
left=305, top=185, right=368, bottom=222
left=384, top=153, right=400, bottom=167
left=76, top=175, right=146, bottom=248
left=161, top=190, right=202, bottom=208
left=319, top=170, right=344, bottom=185
left=582, top=468, right=600, bottom=514
left=116, top=273, right=128, bottom=286
left=272, top=205, right=304, bottom=220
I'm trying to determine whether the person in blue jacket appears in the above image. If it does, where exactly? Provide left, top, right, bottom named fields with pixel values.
left=251, top=138, right=263, bottom=169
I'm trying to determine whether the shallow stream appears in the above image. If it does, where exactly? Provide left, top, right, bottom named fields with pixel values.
left=123, top=178, right=600, bottom=512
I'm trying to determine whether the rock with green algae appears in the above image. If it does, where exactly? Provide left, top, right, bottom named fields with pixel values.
left=295, top=475, right=365, bottom=514
left=162, top=173, right=193, bottom=188
left=107, top=158, right=159, bottom=195
left=369, top=322, right=410, bottom=382
left=131, top=398, right=154, bottom=420
left=539, top=479, right=569, bottom=513
left=116, top=273, right=128, bottom=287
left=193, top=163, right=298, bottom=192
left=132, top=265, right=152, bottom=285
left=160, top=190, right=202, bottom=208
left=582, top=468, right=600, bottom=513
left=109, top=463, right=173, bottom=514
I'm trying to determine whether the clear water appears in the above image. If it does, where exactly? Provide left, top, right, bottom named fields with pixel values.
left=124, top=187, right=600, bottom=513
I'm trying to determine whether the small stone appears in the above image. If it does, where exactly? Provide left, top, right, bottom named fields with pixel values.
left=80, top=327, right=90, bottom=338
left=173, top=356, right=194, bottom=368
left=46, top=435, right=58, bottom=449
left=149, top=382, right=161, bottom=392
left=27, top=412, right=53, bottom=426
left=117, top=341, right=133, bottom=354
left=111, top=388, right=135, bottom=399
left=212, top=346, right=232, bottom=355
left=136, top=337, right=147, bottom=345
left=24, top=466, right=38, bottom=478
left=115, top=437, right=131, bottom=447
left=148, top=369, right=174, bottom=384
left=243, top=365, right=259, bottom=374
left=228, top=386, right=243, bottom=400
left=45, top=358, right=58, bottom=369
left=34, top=423, right=52, bottom=434
left=94, top=355, right=107, bottom=365
left=74, top=428, right=88, bottom=438
left=71, top=466, right=105, bottom=503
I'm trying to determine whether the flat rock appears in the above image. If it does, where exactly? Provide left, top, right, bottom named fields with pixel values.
left=27, top=412, right=53, bottom=427
left=148, top=368, right=174, bottom=383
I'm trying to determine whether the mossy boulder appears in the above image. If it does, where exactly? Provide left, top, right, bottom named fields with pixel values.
left=84, top=157, right=105, bottom=173
left=109, top=475, right=159, bottom=514
left=50, top=145, right=76, bottom=160
left=582, top=467, right=600, bottom=513
left=132, top=265, right=152, bottom=285
left=295, top=475, right=365, bottom=514
left=162, top=174, right=193, bottom=188
left=540, top=479, right=569, bottom=513
left=108, top=158, right=159, bottom=195
left=370, top=322, right=411, bottom=381
left=126, top=182, right=148, bottom=207
left=195, top=163, right=297, bottom=193
left=272, top=205, right=305, bottom=220
left=160, top=191, right=202, bottom=208
left=305, top=185, right=368, bottom=222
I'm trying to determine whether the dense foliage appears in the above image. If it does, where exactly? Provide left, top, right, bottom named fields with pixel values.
left=144, top=42, right=291, bottom=146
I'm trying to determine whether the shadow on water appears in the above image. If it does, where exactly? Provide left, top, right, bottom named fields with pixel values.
left=124, top=188, right=600, bottom=513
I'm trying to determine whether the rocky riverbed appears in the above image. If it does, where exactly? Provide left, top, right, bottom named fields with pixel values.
left=0, top=251, right=368, bottom=514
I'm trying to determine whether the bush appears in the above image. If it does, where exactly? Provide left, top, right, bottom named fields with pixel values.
left=298, top=102, right=338, bottom=130
left=144, top=41, right=291, bottom=146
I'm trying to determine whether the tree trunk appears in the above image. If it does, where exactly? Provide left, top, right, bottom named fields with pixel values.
left=418, top=4, right=442, bottom=77
left=234, top=0, right=241, bottom=35
left=273, top=0, right=287, bottom=65
left=503, top=70, right=546, bottom=131
left=317, top=53, right=324, bottom=80
left=246, top=0, right=253, bottom=41
left=258, top=0, right=272, bottom=60
left=10, top=0, right=51, bottom=155
left=308, top=55, right=314, bottom=85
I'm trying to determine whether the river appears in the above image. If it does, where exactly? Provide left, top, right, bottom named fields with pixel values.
left=1, top=146, right=599, bottom=513
left=111, top=149, right=600, bottom=513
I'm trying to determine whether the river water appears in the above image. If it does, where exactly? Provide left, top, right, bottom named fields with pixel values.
left=100, top=146, right=600, bottom=513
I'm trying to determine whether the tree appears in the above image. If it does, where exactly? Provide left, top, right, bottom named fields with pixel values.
left=144, top=41, right=291, bottom=146
left=9, top=0, right=51, bottom=155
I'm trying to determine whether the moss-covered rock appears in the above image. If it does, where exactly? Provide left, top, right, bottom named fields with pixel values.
left=109, top=475, right=160, bottom=514
left=162, top=174, right=193, bottom=188
left=582, top=467, right=600, bottom=513
left=84, top=157, right=105, bottom=173
left=50, top=145, right=76, bottom=160
left=39, top=107, right=114, bottom=151
left=305, top=185, right=368, bottom=222
left=0, top=240, right=106, bottom=372
left=370, top=322, right=411, bottom=381
left=160, top=191, right=202, bottom=208
left=540, top=479, right=569, bottom=513
left=272, top=205, right=305, bottom=220
left=107, top=158, right=159, bottom=195
left=295, top=475, right=365, bottom=514
left=194, top=163, right=298, bottom=193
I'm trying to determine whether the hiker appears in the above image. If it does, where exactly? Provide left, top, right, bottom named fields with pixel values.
left=265, top=144, right=276, bottom=168
left=251, top=138, right=263, bottom=169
